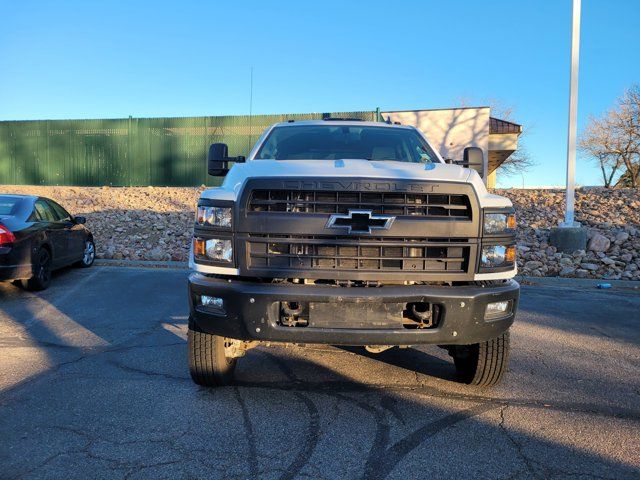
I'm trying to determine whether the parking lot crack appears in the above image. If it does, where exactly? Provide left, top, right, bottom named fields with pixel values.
left=10, top=425, right=96, bottom=479
left=361, top=401, right=500, bottom=480
left=107, top=359, right=189, bottom=382
left=262, top=352, right=324, bottom=480
left=233, top=386, right=260, bottom=479
left=498, top=405, right=542, bottom=479
left=123, top=459, right=183, bottom=480
left=279, top=392, right=321, bottom=480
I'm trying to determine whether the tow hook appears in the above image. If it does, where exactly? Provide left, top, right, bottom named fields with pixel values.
left=365, top=345, right=394, bottom=354
left=282, top=301, right=303, bottom=316
left=224, top=339, right=259, bottom=358
left=280, top=302, right=308, bottom=327
left=410, top=302, right=434, bottom=328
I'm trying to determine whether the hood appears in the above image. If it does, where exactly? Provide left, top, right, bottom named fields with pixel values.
left=202, top=159, right=473, bottom=201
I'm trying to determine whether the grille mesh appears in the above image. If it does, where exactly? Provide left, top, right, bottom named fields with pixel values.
left=248, top=190, right=471, bottom=219
left=247, top=235, right=470, bottom=273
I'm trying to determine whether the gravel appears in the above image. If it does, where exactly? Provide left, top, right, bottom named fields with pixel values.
left=1, top=185, right=639, bottom=280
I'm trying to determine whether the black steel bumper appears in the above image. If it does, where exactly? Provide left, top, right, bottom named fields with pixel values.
left=188, top=273, right=520, bottom=346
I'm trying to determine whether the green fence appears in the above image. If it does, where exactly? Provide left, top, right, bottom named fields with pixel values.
left=0, top=111, right=376, bottom=186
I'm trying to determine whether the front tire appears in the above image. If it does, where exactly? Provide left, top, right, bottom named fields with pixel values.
left=188, top=322, right=237, bottom=386
left=450, top=331, right=510, bottom=387
left=23, top=247, right=52, bottom=291
left=76, top=239, right=95, bottom=268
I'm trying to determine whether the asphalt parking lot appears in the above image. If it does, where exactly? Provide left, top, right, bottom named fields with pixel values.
left=0, top=267, right=639, bottom=480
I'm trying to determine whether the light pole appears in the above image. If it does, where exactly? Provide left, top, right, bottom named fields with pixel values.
left=564, top=0, right=581, bottom=226
left=550, top=0, right=587, bottom=252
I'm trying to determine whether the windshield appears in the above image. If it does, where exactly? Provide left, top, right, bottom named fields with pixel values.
left=255, top=125, right=439, bottom=163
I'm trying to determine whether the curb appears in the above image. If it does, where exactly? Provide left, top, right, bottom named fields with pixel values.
left=516, top=275, right=640, bottom=290
left=93, top=260, right=640, bottom=289
left=94, top=259, right=189, bottom=270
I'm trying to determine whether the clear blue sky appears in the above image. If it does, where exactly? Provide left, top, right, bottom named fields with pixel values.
left=1, top=0, right=638, bottom=187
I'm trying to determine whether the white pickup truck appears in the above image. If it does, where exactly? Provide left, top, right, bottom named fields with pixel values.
left=187, top=119, right=519, bottom=387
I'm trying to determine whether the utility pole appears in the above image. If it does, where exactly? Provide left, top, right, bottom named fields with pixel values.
left=564, top=0, right=581, bottom=226
left=550, top=0, right=587, bottom=252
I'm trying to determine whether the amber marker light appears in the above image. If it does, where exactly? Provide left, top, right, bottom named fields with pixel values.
left=193, top=238, right=206, bottom=257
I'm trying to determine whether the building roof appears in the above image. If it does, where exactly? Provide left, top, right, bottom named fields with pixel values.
left=490, top=117, right=522, bottom=134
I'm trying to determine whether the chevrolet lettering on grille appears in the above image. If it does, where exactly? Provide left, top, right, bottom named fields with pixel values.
left=325, top=209, right=395, bottom=234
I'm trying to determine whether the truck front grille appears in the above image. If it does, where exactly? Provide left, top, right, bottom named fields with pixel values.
left=248, top=190, right=471, bottom=219
left=247, top=235, right=470, bottom=273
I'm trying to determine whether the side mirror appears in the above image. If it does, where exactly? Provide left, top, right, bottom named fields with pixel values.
left=208, top=143, right=246, bottom=176
left=462, top=147, right=485, bottom=178
left=74, top=216, right=86, bottom=225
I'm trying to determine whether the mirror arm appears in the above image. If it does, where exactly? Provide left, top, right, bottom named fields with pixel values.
left=222, top=155, right=245, bottom=164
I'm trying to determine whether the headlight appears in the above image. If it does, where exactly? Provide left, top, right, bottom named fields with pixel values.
left=196, top=206, right=232, bottom=228
left=194, top=238, right=233, bottom=263
left=480, top=245, right=516, bottom=269
left=484, top=212, right=516, bottom=235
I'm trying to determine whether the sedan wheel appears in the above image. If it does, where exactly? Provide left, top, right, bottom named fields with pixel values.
left=23, top=248, right=52, bottom=291
left=78, top=239, right=95, bottom=268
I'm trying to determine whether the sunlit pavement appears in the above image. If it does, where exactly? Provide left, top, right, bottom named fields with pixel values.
left=0, top=267, right=638, bottom=480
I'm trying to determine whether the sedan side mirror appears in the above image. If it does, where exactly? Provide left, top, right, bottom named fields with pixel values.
left=74, top=216, right=86, bottom=224
left=462, top=147, right=485, bottom=178
left=208, top=143, right=246, bottom=176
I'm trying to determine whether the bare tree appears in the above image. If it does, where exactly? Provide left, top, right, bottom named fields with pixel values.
left=612, top=85, right=640, bottom=187
left=486, top=101, right=535, bottom=177
left=579, top=114, right=624, bottom=187
left=496, top=134, right=535, bottom=176
left=453, top=98, right=534, bottom=177
left=579, top=84, right=640, bottom=188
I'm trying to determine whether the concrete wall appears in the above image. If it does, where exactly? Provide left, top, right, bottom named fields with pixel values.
left=382, top=107, right=491, bottom=178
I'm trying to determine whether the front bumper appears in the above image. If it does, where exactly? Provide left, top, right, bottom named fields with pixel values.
left=188, top=274, right=520, bottom=346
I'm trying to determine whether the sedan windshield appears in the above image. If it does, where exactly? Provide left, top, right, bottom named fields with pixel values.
left=255, top=125, right=439, bottom=163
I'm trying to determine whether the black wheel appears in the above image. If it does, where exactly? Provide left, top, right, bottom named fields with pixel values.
left=23, top=247, right=52, bottom=291
left=450, top=331, right=510, bottom=387
left=188, top=320, right=237, bottom=386
left=76, top=239, right=95, bottom=268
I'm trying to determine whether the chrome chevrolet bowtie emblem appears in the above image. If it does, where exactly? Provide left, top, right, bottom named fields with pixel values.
left=326, top=210, right=395, bottom=234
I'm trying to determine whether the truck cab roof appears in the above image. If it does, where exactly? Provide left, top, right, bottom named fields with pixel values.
left=271, top=119, right=414, bottom=129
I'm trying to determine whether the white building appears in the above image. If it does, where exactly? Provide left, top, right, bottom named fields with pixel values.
left=382, top=107, right=522, bottom=188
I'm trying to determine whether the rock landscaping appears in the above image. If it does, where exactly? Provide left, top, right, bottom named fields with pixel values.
left=1, top=185, right=639, bottom=280
left=0, top=185, right=203, bottom=263
left=495, top=188, right=640, bottom=280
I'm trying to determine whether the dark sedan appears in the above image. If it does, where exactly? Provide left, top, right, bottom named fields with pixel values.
left=0, top=194, right=95, bottom=290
